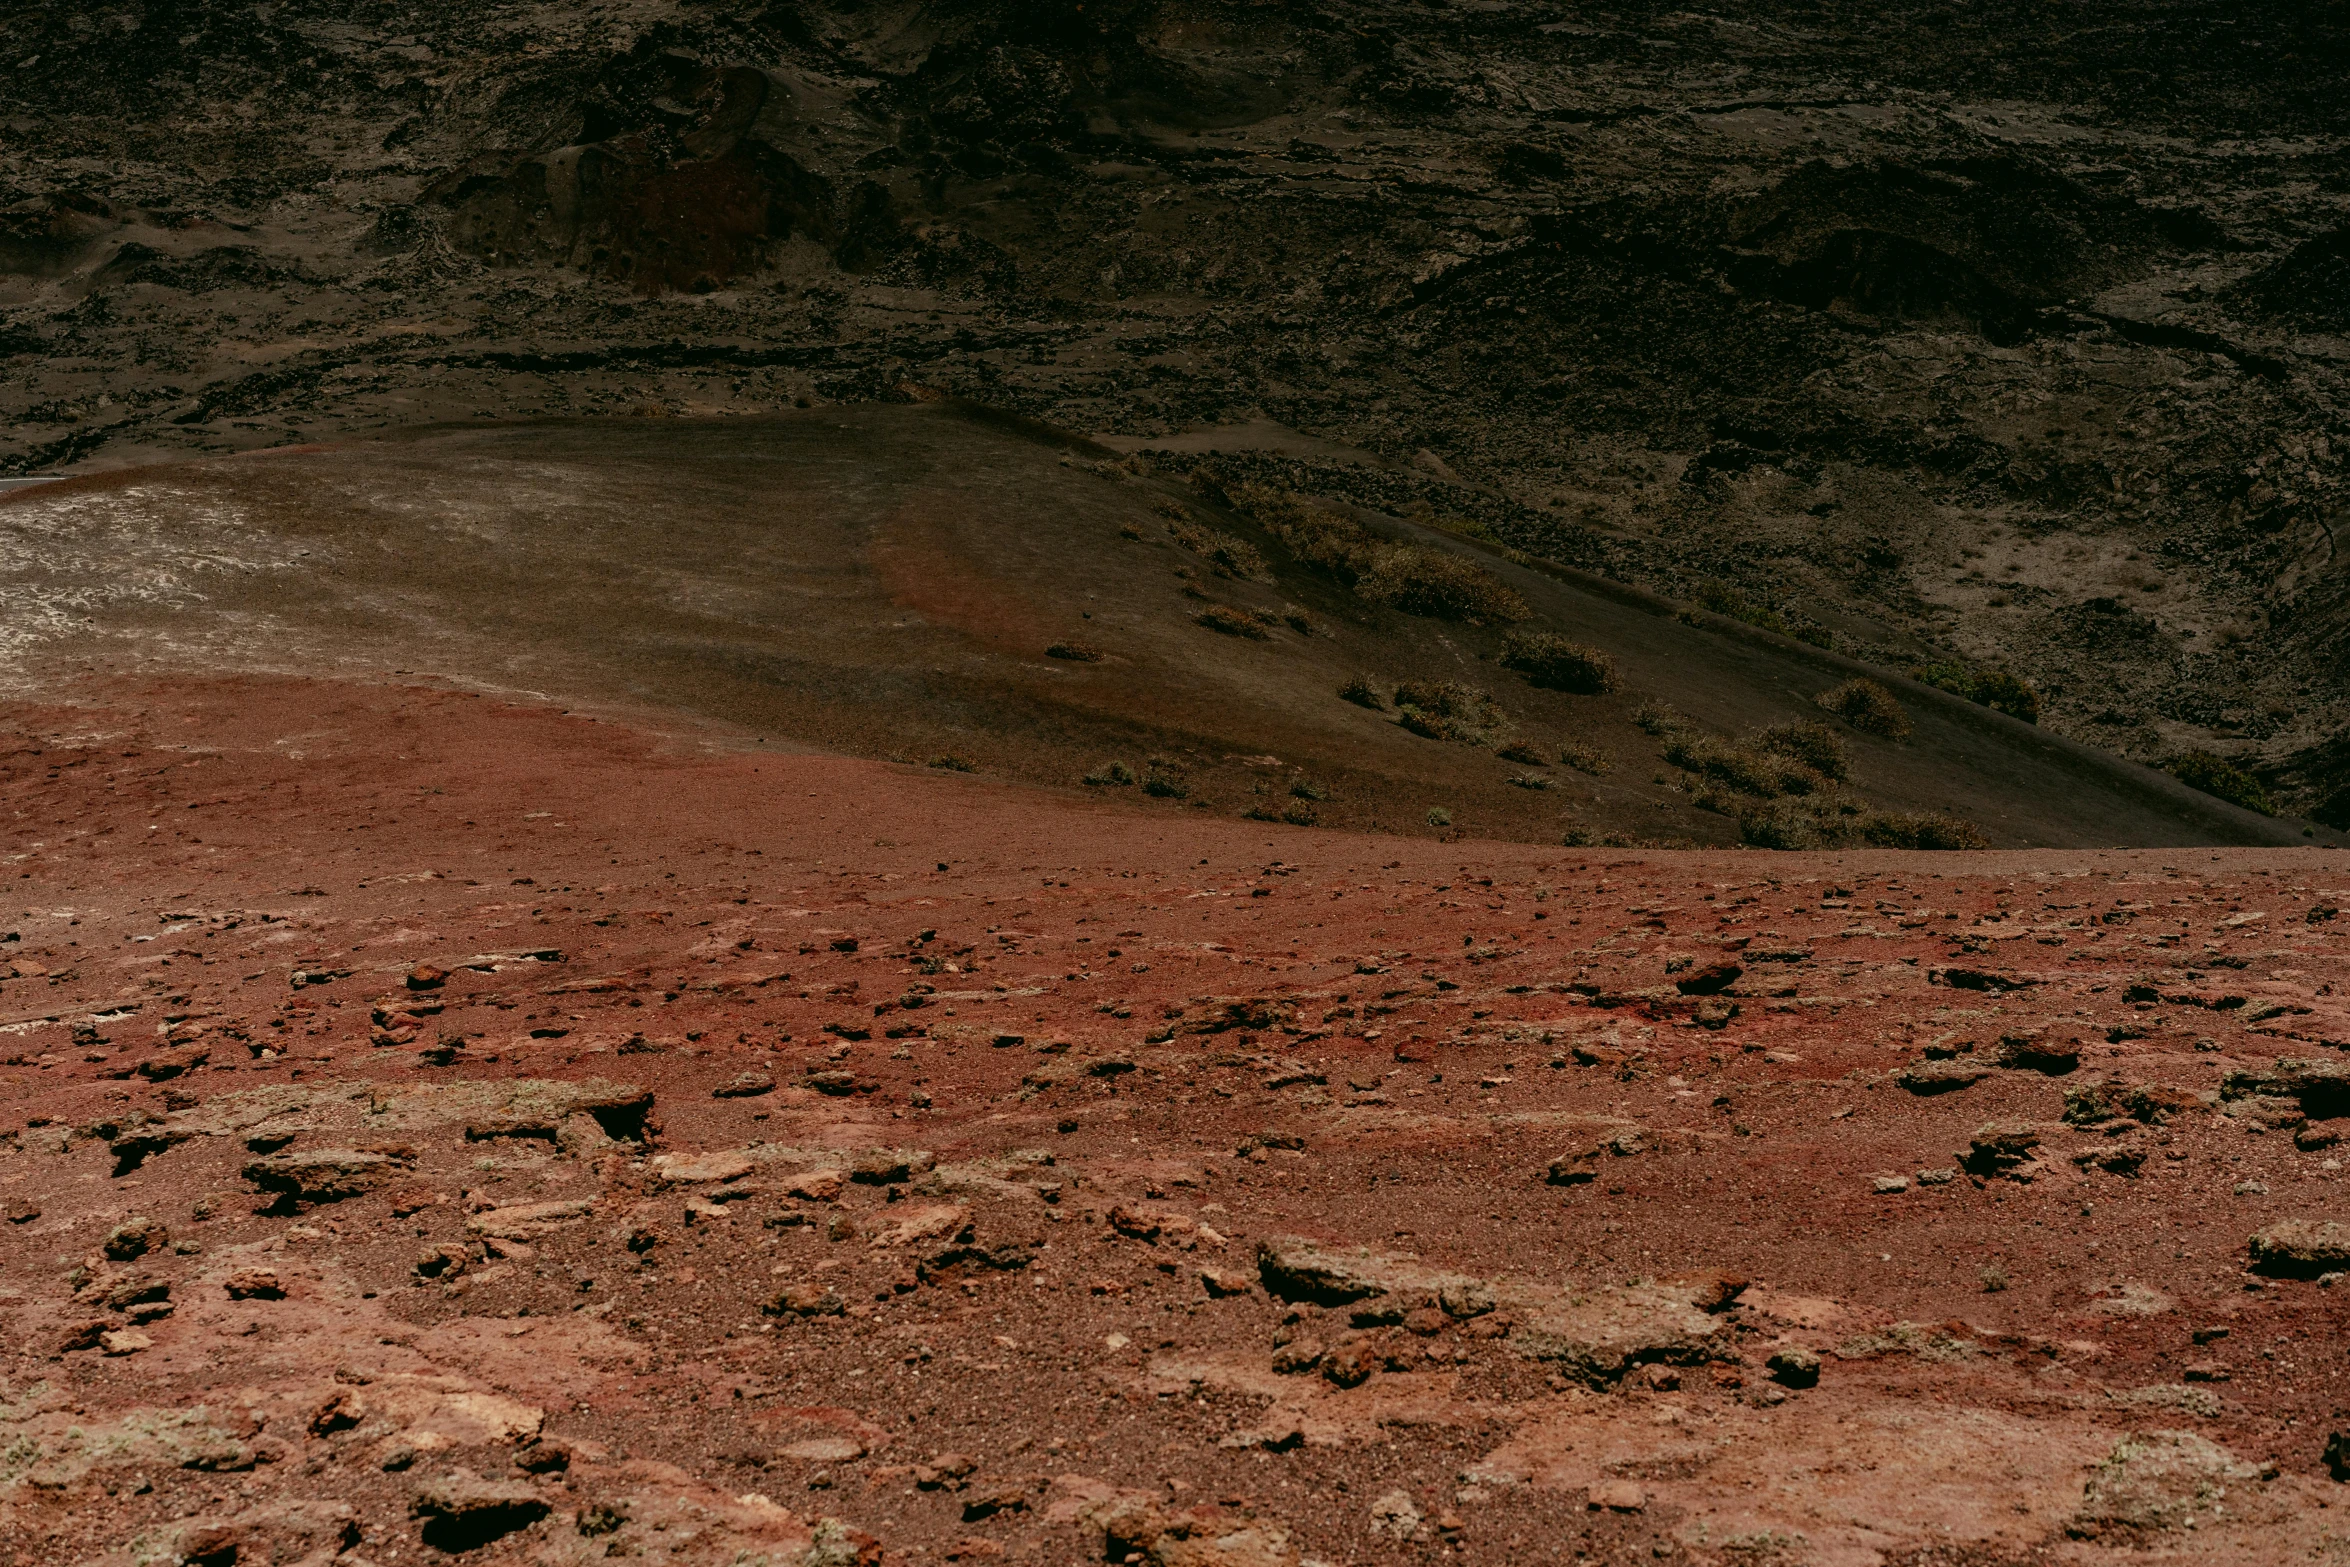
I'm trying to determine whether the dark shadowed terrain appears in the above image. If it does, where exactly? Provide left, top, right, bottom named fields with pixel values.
left=5, top=0, right=2349, bottom=817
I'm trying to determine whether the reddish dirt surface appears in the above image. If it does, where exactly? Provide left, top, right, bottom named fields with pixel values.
left=5, top=674, right=2350, bottom=1567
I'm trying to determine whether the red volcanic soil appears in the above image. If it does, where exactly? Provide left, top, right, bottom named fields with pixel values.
left=3, top=674, right=2348, bottom=1566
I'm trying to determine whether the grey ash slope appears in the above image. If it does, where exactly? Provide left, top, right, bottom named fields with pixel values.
left=3, top=0, right=2348, bottom=815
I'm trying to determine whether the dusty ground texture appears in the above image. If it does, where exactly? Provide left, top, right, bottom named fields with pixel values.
left=5, top=673, right=2350, bottom=1566
left=4, top=1, right=2350, bottom=815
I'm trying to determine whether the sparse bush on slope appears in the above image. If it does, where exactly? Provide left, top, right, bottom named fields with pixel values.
left=1227, top=483, right=1530, bottom=623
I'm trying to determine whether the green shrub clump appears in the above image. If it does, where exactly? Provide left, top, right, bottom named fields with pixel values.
left=1663, top=730, right=1825, bottom=798
left=1499, top=629, right=1619, bottom=694
left=2167, top=751, right=2274, bottom=816
left=1164, top=517, right=1269, bottom=581
left=1193, top=606, right=1270, bottom=640
left=1815, top=678, right=1912, bottom=737
left=1911, top=662, right=2040, bottom=724
left=1394, top=680, right=1505, bottom=746
left=1558, top=740, right=1614, bottom=776
left=1338, top=674, right=1385, bottom=710
left=1083, top=760, right=1136, bottom=787
left=1753, top=719, right=1850, bottom=781
left=1230, top=483, right=1530, bottom=623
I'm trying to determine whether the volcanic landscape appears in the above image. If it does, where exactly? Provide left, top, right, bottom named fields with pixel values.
left=6, top=3, right=2350, bottom=1566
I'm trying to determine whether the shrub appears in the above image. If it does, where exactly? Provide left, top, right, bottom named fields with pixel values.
left=1289, top=779, right=1328, bottom=801
left=1496, top=740, right=1548, bottom=765
left=1737, top=799, right=1823, bottom=849
left=1663, top=730, right=1823, bottom=797
left=1193, top=606, right=1269, bottom=639
left=1507, top=773, right=1552, bottom=791
left=1281, top=606, right=1317, bottom=635
left=1696, top=580, right=1789, bottom=635
left=1815, top=678, right=1911, bottom=738
left=1083, top=761, right=1136, bottom=787
left=1499, top=630, right=1618, bottom=694
left=1338, top=674, right=1385, bottom=710
left=1142, top=770, right=1189, bottom=799
left=1281, top=801, right=1319, bottom=827
left=1859, top=811, right=1990, bottom=849
left=1244, top=803, right=1284, bottom=823
left=1559, top=740, right=1614, bottom=776
left=1754, top=720, right=1850, bottom=781
left=1634, top=702, right=1685, bottom=735
left=1561, top=823, right=1595, bottom=847
left=1393, top=680, right=1504, bottom=746
left=1426, top=806, right=1454, bottom=828
left=2167, top=751, right=2274, bottom=816
left=1047, top=640, right=1104, bottom=662
left=1165, top=518, right=1269, bottom=581
left=1232, top=483, right=1529, bottom=622
left=928, top=753, right=977, bottom=773
left=1119, top=524, right=1144, bottom=541
left=1911, top=661, right=2041, bottom=724
left=1360, top=545, right=1530, bottom=622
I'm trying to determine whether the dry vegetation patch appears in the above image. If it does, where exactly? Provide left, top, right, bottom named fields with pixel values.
left=1393, top=680, right=1506, bottom=746
left=1816, top=678, right=1912, bottom=737
left=1499, top=629, right=1619, bottom=694
left=1225, top=482, right=1530, bottom=623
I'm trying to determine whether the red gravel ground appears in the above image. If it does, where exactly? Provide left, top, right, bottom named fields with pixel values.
left=3, top=673, right=2347, bottom=1567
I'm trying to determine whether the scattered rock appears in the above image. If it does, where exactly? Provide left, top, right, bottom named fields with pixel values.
left=243, top=1148, right=414, bottom=1207
left=714, top=1071, right=776, bottom=1098
left=851, top=1147, right=937, bottom=1184
left=104, top=1215, right=168, bottom=1260
left=1898, top=1061, right=1990, bottom=1094
left=1198, top=1267, right=1254, bottom=1298
left=411, top=1473, right=552, bottom=1552
left=1674, top=962, right=1742, bottom=995
left=1960, top=1124, right=2042, bottom=1179
left=2069, top=1430, right=2261, bottom=1539
left=650, top=1149, right=757, bottom=1187
left=1368, top=1489, right=1422, bottom=1538
left=767, top=1284, right=847, bottom=1317
left=1767, top=1345, right=1821, bottom=1387
left=2249, top=1219, right=2350, bottom=1278
left=1585, top=1480, right=1645, bottom=1513
left=223, top=1268, right=286, bottom=1300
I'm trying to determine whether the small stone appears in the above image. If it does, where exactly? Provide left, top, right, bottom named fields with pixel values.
left=104, top=1216, right=168, bottom=1261
left=2250, top=1218, right=2350, bottom=1278
left=223, top=1268, right=286, bottom=1301
left=713, top=1072, right=776, bottom=1098
left=3, top=1199, right=38, bottom=1224
left=1767, top=1345, right=1821, bottom=1388
left=1199, top=1267, right=1254, bottom=1298
left=1872, top=1175, right=1910, bottom=1194
left=1321, top=1336, right=1379, bottom=1388
left=99, top=1328, right=153, bottom=1356
left=1586, top=1480, right=1645, bottom=1512
left=411, top=1474, right=550, bottom=1551
left=2183, top=1362, right=2231, bottom=1383
left=1369, top=1489, right=1423, bottom=1537
left=1916, top=1168, right=1957, bottom=1186
left=765, top=1283, right=846, bottom=1317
